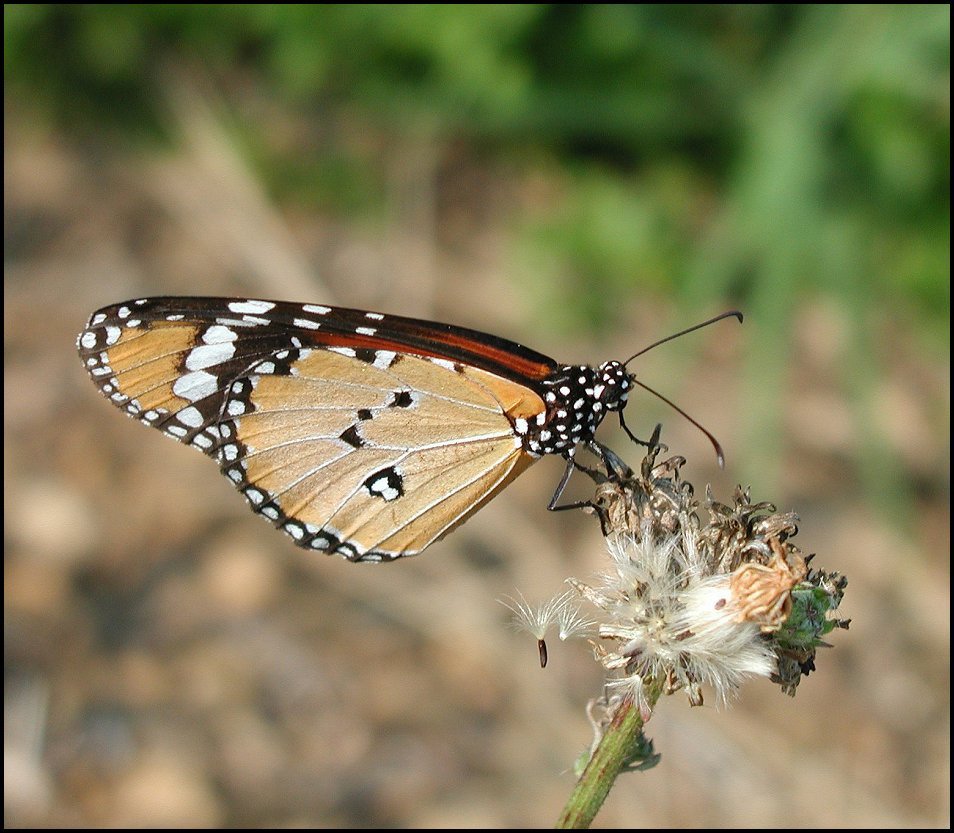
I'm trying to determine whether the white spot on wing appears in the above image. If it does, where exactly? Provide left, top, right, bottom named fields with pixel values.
left=203, top=325, right=238, bottom=344
left=303, top=304, right=331, bottom=315
left=173, top=370, right=219, bottom=401
left=285, top=523, right=304, bottom=540
left=80, top=331, right=97, bottom=349
left=214, top=317, right=255, bottom=328
left=186, top=342, right=235, bottom=371
left=178, top=406, right=204, bottom=428
left=355, top=326, right=376, bottom=336
left=365, top=472, right=402, bottom=502
left=293, top=318, right=322, bottom=330
left=229, top=300, right=275, bottom=314
left=365, top=312, right=384, bottom=320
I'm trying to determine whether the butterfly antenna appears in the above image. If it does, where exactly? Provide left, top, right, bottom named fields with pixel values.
left=623, top=310, right=742, bottom=367
left=622, top=311, right=742, bottom=468
left=625, top=377, right=727, bottom=468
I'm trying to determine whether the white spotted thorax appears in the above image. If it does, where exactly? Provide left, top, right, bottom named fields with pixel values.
left=78, top=297, right=638, bottom=562
left=520, top=361, right=631, bottom=456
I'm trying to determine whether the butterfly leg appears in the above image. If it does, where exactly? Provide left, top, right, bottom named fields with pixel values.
left=618, top=417, right=669, bottom=466
left=546, top=452, right=625, bottom=537
left=547, top=453, right=581, bottom=512
left=588, top=439, right=634, bottom=482
left=618, top=411, right=667, bottom=453
left=546, top=443, right=629, bottom=515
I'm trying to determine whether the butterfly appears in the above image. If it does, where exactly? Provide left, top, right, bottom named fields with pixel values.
left=77, top=297, right=736, bottom=562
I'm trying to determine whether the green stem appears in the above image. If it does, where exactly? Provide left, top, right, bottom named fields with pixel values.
left=555, top=679, right=663, bottom=829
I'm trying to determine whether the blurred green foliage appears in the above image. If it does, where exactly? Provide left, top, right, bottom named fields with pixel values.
left=4, top=5, right=949, bottom=505
left=6, top=4, right=947, bottom=330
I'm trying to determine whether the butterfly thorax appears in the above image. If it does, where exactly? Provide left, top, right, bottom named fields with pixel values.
left=518, top=360, right=631, bottom=457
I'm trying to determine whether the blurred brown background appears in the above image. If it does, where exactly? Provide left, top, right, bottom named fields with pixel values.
left=4, top=6, right=949, bottom=828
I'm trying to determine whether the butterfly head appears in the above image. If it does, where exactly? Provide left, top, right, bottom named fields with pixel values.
left=596, top=360, right=632, bottom=412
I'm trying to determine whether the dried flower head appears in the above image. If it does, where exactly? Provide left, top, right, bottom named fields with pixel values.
left=567, top=439, right=848, bottom=715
